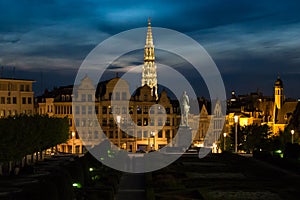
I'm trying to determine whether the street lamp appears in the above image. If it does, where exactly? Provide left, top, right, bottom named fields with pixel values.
left=223, top=132, right=227, bottom=151
left=72, top=131, right=76, bottom=154
left=116, top=115, right=121, bottom=149
left=234, top=115, right=239, bottom=153
left=151, top=131, right=156, bottom=150
left=291, top=129, right=295, bottom=143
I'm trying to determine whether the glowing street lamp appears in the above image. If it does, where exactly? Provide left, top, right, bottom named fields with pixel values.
left=72, top=131, right=76, bottom=154
left=234, top=115, right=239, bottom=153
left=223, top=132, right=227, bottom=151
left=151, top=131, right=156, bottom=150
left=291, top=129, right=295, bottom=143
left=116, top=115, right=121, bottom=148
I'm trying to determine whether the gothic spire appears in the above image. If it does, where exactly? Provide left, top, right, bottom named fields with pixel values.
left=142, top=18, right=158, bottom=99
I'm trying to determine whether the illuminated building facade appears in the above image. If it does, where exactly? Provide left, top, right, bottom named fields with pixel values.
left=226, top=76, right=298, bottom=136
left=0, top=78, right=35, bottom=118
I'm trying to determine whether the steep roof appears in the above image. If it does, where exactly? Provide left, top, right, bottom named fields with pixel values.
left=275, top=101, right=298, bottom=124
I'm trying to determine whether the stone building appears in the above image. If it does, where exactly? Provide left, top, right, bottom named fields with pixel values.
left=226, top=76, right=299, bottom=136
left=0, top=78, right=35, bottom=118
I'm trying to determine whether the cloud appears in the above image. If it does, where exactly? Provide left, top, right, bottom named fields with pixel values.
left=0, top=0, right=300, bottom=98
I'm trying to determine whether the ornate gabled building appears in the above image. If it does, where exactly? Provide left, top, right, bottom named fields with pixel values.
left=36, top=76, right=182, bottom=153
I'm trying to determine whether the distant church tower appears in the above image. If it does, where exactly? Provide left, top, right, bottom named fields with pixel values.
left=142, top=18, right=158, bottom=99
left=274, top=75, right=284, bottom=109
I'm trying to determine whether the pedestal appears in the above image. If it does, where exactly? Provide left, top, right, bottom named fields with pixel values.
left=177, top=126, right=193, bottom=148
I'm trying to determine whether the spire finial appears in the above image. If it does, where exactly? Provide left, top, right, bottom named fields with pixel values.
left=148, top=17, right=151, bottom=26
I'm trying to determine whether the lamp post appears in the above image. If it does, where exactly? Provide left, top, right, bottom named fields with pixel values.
left=72, top=131, right=76, bottom=154
left=223, top=132, right=227, bottom=151
left=151, top=131, right=156, bottom=150
left=291, top=129, right=295, bottom=144
left=116, top=115, right=121, bottom=149
left=234, top=115, right=239, bottom=153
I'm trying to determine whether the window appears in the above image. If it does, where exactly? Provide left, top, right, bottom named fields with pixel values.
left=137, top=131, right=142, bottom=138
left=75, top=146, right=80, bottom=153
left=158, top=106, right=163, bottom=114
left=150, top=119, right=154, bottom=126
left=88, top=106, right=93, bottom=114
left=166, top=130, right=170, bottom=139
left=1, top=97, right=5, bottom=104
left=95, top=106, right=99, bottom=114
left=166, top=118, right=170, bottom=126
left=137, top=106, right=142, bottom=114
left=61, top=95, right=65, bottom=101
left=137, top=119, right=142, bottom=126
left=143, top=106, right=148, bottom=114
left=150, top=107, right=155, bottom=114
left=68, top=145, right=72, bottom=153
left=7, top=97, right=11, bottom=104
left=81, top=94, right=86, bottom=102
left=22, top=97, right=26, bottom=104
left=81, top=106, right=86, bottom=114
left=109, top=118, right=114, bottom=127
left=68, top=118, right=72, bottom=126
left=158, top=118, right=163, bottom=126
left=143, top=118, right=148, bottom=126
left=75, top=119, right=80, bottom=127
left=115, top=92, right=120, bottom=100
left=122, top=92, right=127, bottom=100
left=109, top=131, right=114, bottom=138
left=129, top=106, right=134, bottom=114
left=166, top=107, right=171, bottom=114
left=25, top=85, right=30, bottom=91
left=75, top=106, right=80, bottom=114
left=81, top=119, right=86, bottom=127
left=20, top=85, right=24, bottom=91
left=102, top=118, right=107, bottom=126
left=28, top=97, right=32, bottom=104
left=13, top=97, right=17, bottom=104
left=143, top=131, right=148, bottom=138
left=102, top=106, right=107, bottom=114
left=122, top=107, right=126, bottom=114
left=144, top=94, right=148, bottom=101
left=87, top=94, right=92, bottom=102
left=158, top=131, right=163, bottom=138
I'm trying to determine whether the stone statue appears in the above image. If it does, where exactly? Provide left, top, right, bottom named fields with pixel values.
left=180, top=91, right=190, bottom=126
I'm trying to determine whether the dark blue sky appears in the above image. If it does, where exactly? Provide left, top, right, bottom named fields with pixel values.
left=0, top=0, right=300, bottom=98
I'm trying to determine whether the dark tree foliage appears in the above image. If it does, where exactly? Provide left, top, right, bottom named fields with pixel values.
left=229, top=124, right=272, bottom=153
left=0, top=114, right=69, bottom=162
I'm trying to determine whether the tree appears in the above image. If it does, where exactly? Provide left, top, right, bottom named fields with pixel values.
left=229, top=124, right=272, bottom=153
left=0, top=114, right=69, bottom=162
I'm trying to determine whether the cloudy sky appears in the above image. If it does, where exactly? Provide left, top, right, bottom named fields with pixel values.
left=0, top=0, right=300, bottom=98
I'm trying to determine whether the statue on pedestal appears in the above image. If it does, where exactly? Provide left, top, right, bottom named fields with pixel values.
left=180, top=91, right=190, bottom=127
